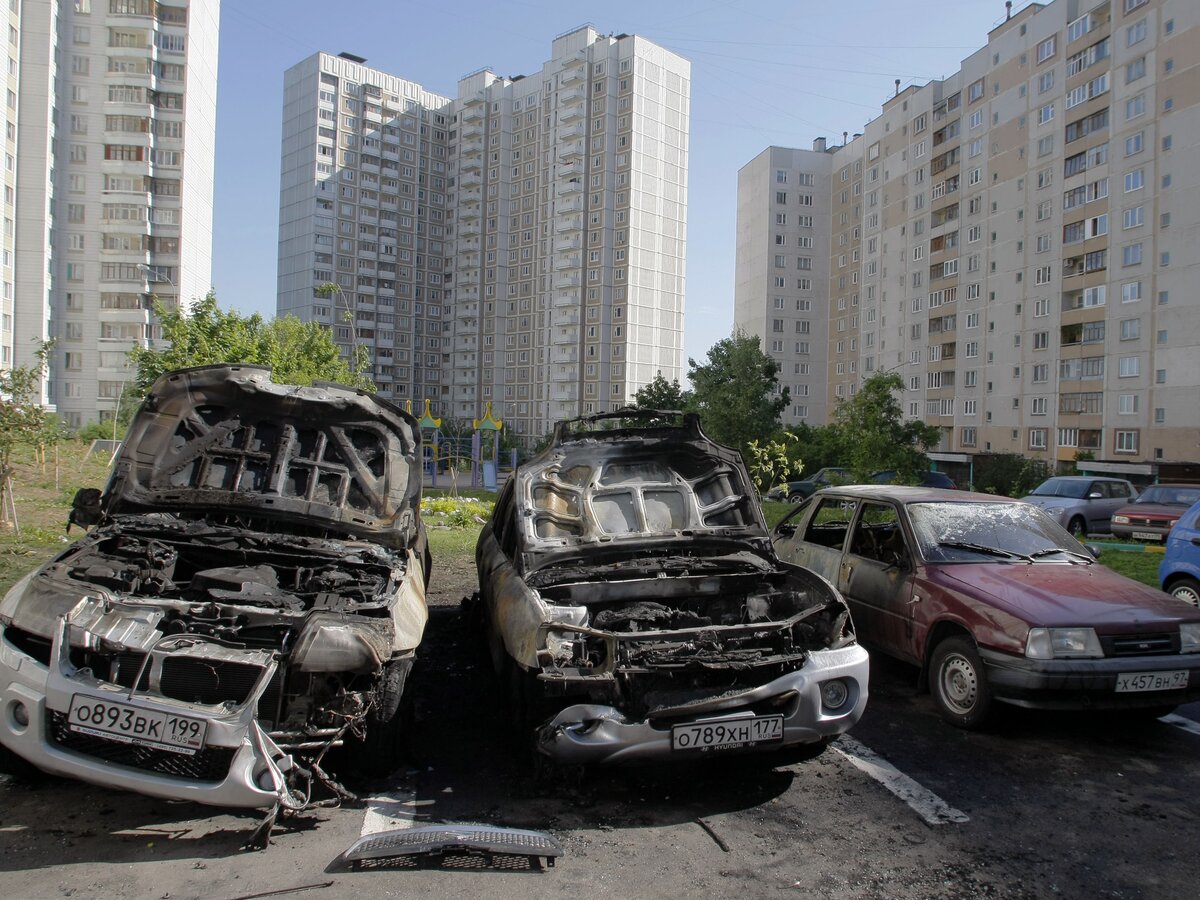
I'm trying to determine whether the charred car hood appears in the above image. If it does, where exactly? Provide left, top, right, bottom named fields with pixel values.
left=104, top=365, right=422, bottom=549
left=936, top=563, right=1200, bottom=629
left=510, top=413, right=772, bottom=575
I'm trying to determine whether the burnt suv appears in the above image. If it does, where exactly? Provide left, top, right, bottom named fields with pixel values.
left=475, top=410, right=868, bottom=765
left=0, top=365, right=429, bottom=813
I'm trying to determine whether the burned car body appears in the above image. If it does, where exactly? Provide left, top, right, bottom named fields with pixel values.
left=476, top=411, right=868, bottom=765
left=0, top=365, right=427, bottom=812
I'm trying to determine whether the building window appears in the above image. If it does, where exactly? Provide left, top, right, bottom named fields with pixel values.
left=1037, top=36, right=1057, bottom=63
left=1029, top=429, right=1048, bottom=450
left=1115, top=430, right=1138, bottom=454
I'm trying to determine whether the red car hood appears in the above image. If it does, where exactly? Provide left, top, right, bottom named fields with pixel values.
left=1114, top=502, right=1186, bottom=521
left=934, top=563, right=1199, bottom=631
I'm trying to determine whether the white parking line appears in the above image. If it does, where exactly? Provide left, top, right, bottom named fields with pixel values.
left=360, top=787, right=421, bottom=836
left=1161, top=713, right=1200, bottom=738
left=833, top=735, right=970, bottom=826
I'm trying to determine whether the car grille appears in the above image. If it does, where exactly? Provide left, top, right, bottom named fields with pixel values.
left=47, top=711, right=236, bottom=781
left=1126, top=516, right=1172, bottom=527
left=1102, top=633, right=1178, bottom=656
left=107, top=652, right=281, bottom=719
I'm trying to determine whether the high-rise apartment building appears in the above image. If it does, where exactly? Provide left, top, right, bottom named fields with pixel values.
left=9, top=0, right=219, bottom=427
left=737, top=0, right=1198, bottom=478
left=278, top=26, right=690, bottom=442
left=735, top=143, right=835, bottom=426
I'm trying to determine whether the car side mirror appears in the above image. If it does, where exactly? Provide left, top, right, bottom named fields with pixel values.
left=1087, top=491, right=1103, bottom=499
left=67, top=487, right=102, bottom=533
left=1085, top=543, right=1102, bottom=559
left=775, top=523, right=796, bottom=538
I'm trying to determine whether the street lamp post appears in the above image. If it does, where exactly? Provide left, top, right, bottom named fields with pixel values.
left=315, top=282, right=361, bottom=375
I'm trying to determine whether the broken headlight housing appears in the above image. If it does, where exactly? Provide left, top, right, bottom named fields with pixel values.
left=291, top=613, right=394, bottom=673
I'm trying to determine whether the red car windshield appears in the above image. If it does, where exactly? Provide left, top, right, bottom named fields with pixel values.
left=908, top=501, right=1090, bottom=563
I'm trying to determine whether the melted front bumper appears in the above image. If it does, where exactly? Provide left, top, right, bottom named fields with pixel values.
left=0, top=618, right=290, bottom=810
left=535, top=644, right=870, bottom=764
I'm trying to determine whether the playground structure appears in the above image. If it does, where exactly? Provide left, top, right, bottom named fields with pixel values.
left=405, top=399, right=517, bottom=491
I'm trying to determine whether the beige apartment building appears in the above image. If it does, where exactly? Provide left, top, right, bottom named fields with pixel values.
left=737, top=0, right=1199, bottom=479
left=278, top=26, right=690, bottom=443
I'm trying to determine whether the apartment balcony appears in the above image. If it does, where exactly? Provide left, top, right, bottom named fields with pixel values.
left=459, top=220, right=481, bottom=236
left=459, top=157, right=482, bottom=174
left=460, top=188, right=482, bottom=206
left=459, top=171, right=482, bottom=189
left=461, top=123, right=483, bottom=141
left=552, top=308, right=579, bottom=326
left=559, top=104, right=583, bottom=123
left=459, top=205, right=481, bottom=221
left=553, top=254, right=581, bottom=270
left=556, top=179, right=583, bottom=196
left=561, top=55, right=586, bottom=78
left=460, top=103, right=484, bottom=123
left=556, top=197, right=583, bottom=213
left=557, top=123, right=584, bottom=142
left=100, top=216, right=152, bottom=236
left=559, top=87, right=585, bottom=106
left=552, top=291, right=579, bottom=308
left=459, top=238, right=481, bottom=253
left=461, top=141, right=483, bottom=159
left=551, top=347, right=578, bottom=364
left=555, top=215, right=582, bottom=233
left=557, top=160, right=583, bottom=179
left=558, top=139, right=583, bottom=159
left=554, top=235, right=581, bottom=252
left=551, top=388, right=576, bottom=402
left=554, top=273, right=581, bottom=289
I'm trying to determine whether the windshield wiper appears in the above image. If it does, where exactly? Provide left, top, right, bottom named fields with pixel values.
left=937, top=540, right=1031, bottom=561
left=1029, top=546, right=1094, bottom=563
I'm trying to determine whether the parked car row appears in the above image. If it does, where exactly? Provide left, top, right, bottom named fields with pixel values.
left=1, top=375, right=1197, bottom=825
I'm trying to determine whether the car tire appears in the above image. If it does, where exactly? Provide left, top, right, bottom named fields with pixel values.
left=1167, top=576, right=1200, bottom=608
left=1067, top=516, right=1087, bottom=539
left=356, top=659, right=414, bottom=778
left=787, top=492, right=803, bottom=504
left=929, top=636, right=994, bottom=730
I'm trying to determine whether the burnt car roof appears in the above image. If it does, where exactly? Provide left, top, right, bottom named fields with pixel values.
left=812, top=485, right=997, bottom=503
left=510, top=409, right=771, bottom=571
left=103, top=364, right=422, bottom=549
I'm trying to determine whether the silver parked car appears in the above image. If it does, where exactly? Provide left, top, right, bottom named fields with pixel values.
left=1021, top=475, right=1137, bottom=538
left=475, top=410, right=869, bottom=766
left=0, top=365, right=429, bottom=815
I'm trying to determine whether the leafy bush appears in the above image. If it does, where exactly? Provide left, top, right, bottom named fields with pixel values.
left=421, top=495, right=494, bottom=529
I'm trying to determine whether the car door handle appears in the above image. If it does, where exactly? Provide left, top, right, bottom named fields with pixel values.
left=908, top=595, right=922, bottom=605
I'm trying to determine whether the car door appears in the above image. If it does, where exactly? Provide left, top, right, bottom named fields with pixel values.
left=772, top=494, right=855, bottom=587
left=836, top=500, right=917, bottom=659
left=1097, top=480, right=1134, bottom=532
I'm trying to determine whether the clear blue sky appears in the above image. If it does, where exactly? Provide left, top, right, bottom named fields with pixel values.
left=213, top=0, right=1026, bottom=366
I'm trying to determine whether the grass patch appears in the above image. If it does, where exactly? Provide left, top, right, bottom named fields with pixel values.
left=1092, top=546, right=1161, bottom=588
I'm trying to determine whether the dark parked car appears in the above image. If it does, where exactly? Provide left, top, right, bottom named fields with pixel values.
left=1111, top=484, right=1200, bottom=542
left=476, top=411, right=868, bottom=765
left=1021, top=475, right=1137, bottom=538
left=766, top=467, right=853, bottom=503
left=772, top=486, right=1200, bottom=728
left=870, top=470, right=957, bottom=490
left=0, top=365, right=429, bottom=812
left=1160, top=499, right=1200, bottom=607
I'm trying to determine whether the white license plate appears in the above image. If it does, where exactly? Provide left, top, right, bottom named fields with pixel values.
left=672, top=715, right=784, bottom=752
left=67, top=695, right=207, bottom=755
left=1131, top=531, right=1163, bottom=541
left=1114, top=670, right=1189, bottom=693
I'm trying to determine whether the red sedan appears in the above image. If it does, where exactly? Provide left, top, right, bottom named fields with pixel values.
left=1111, top=483, right=1200, bottom=542
left=772, top=486, right=1200, bottom=728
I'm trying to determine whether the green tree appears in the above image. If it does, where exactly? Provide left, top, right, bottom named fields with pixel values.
left=127, top=292, right=374, bottom=396
left=0, top=341, right=53, bottom=529
left=688, top=331, right=788, bottom=453
left=786, top=422, right=851, bottom=474
left=633, top=371, right=691, bottom=410
left=833, top=370, right=941, bottom=482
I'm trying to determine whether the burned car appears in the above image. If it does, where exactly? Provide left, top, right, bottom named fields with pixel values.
left=476, top=410, right=868, bottom=765
left=0, top=365, right=428, bottom=817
